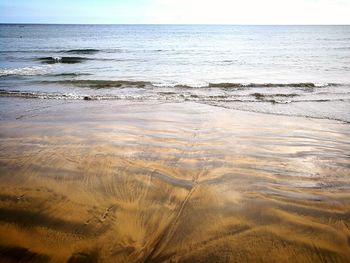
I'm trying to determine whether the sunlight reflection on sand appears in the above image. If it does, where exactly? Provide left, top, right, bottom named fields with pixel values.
left=0, top=99, right=349, bottom=262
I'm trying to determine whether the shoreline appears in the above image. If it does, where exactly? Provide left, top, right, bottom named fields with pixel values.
left=0, top=97, right=349, bottom=262
left=0, top=96, right=349, bottom=125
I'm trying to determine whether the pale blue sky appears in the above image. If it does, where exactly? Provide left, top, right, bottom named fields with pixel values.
left=1, top=0, right=350, bottom=24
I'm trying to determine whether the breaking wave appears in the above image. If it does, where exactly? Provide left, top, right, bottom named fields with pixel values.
left=207, top=82, right=339, bottom=88
left=39, top=80, right=341, bottom=89
left=0, top=66, right=52, bottom=77
left=1, top=89, right=348, bottom=103
left=37, top=57, right=90, bottom=64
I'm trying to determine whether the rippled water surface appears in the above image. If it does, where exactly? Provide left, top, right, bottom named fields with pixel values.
left=0, top=24, right=350, bottom=121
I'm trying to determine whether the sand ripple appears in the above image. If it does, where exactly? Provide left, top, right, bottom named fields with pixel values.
left=0, top=99, right=349, bottom=262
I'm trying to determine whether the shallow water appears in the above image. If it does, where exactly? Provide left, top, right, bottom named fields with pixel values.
left=0, top=24, right=350, bottom=122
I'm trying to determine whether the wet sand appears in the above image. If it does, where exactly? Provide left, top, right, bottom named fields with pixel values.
left=0, top=98, right=349, bottom=263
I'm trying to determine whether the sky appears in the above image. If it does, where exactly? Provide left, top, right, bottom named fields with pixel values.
left=1, top=0, right=350, bottom=24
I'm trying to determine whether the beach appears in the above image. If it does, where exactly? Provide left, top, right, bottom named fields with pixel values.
left=1, top=24, right=350, bottom=262
left=0, top=97, right=349, bottom=262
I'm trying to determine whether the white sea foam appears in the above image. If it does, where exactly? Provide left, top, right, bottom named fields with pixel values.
left=0, top=65, right=52, bottom=77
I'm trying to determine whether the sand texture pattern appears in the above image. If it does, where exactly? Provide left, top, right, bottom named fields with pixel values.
left=0, top=99, right=349, bottom=263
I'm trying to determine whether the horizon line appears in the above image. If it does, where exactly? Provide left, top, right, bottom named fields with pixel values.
left=1, top=22, right=350, bottom=26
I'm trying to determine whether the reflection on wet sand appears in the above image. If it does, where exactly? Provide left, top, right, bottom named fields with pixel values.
left=0, top=99, right=349, bottom=262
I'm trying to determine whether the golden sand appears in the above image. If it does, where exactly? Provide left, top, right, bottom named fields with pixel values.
left=0, top=99, right=349, bottom=262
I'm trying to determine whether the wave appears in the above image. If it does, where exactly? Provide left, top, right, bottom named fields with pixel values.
left=1, top=89, right=349, bottom=123
left=0, top=90, right=109, bottom=100
left=0, top=68, right=91, bottom=78
left=37, top=57, right=90, bottom=64
left=61, top=48, right=126, bottom=54
left=0, top=90, right=250, bottom=101
left=0, top=48, right=126, bottom=56
left=40, top=79, right=151, bottom=88
left=39, top=79, right=343, bottom=89
left=0, top=90, right=76, bottom=100
left=63, top=49, right=100, bottom=54
left=204, top=101, right=350, bottom=124
left=0, top=66, right=51, bottom=77
left=1, top=89, right=348, bottom=103
left=250, top=93, right=299, bottom=101
left=0, top=90, right=151, bottom=101
left=36, top=56, right=130, bottom=64
left=208, top=82, right=339, bottom=88
left=49, top=73, right=92, bottom=77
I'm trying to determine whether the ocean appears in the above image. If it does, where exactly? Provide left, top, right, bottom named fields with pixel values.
left=0, top=24, right=349, bottom=122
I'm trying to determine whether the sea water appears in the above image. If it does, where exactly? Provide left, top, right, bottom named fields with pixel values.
left=0, top=24, right=349, bottom=122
